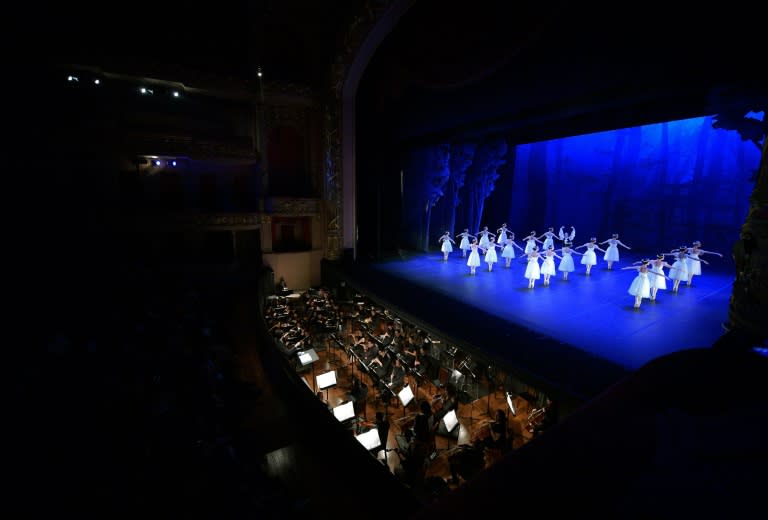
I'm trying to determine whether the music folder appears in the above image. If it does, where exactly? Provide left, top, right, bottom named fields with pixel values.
left=506, top=392, right=517, bottom=417
left=297, top=348, right=319, bottom=366
left=316, top=370, right=337, bottom=390
left=333, top=401, right=355, bottom=422
left=442, top=409, right=459, bottom=432
left=398, top=384, right=414, bottom=407
left=356, top=428, right=381, bottom=450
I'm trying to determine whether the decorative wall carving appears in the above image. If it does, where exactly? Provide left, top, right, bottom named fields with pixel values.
left=269, top=197, right=320, bottom=216
left=323, top=0, right=396, bottom=260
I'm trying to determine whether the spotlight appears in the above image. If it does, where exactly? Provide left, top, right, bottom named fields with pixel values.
left=172, top=91, right=180, bottom=98
left=153, top=160, right=162, bottom=167
left=257, top=66, right=263, bottom=78
left=67, top=75, right=79, bottom=82
left=93, top=79, right=100, bottom=85
left=140, top=87, right=154, bottom=95
left=169, top=160, right=177, bottom=167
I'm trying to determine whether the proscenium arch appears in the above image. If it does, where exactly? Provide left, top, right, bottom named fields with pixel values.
left=341, top=0, right=416, bottom=260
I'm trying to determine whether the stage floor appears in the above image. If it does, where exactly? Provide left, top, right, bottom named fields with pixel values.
left=338, top=251, right=734, bottom=400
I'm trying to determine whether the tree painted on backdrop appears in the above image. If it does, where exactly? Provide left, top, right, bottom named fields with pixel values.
left=445, top=143, right=476, bottom=237
left=466, top=138, right=507, bottom=235
left=403, top=144, right=451, bottom=251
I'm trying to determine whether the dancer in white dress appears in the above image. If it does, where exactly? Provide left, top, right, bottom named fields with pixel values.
left=477, top=226, right=495, bottom=250
left=484, top=237, right=503, bottom=272
left=496, top=223, right=509, bottom=245
left=600, top=234, right=632, bottom=270
left=522, top=231, right=543, bottom=263
left=642, top=254, right=676, bottom=301
left=685, top=240, right=723, bottom=286
left=466, top=238, right=482, bottom=275
left=537, top=227, right=558, bottom=251
left=457, top=229, right=476, bottom=258
left=555, top=241, right=583, bottom=280
left=524, top=245, right=542, bottom=289
left=622, top=259, right=669, bottom=309
left=575, top=238, right=606, bottom=276
left=501, top=232, right=525, bottom=268
left=664, top=246, right=706, bottom=292
left=438, top=231, right=456, bottom=261
left=539, top=245, right=563, bottom=286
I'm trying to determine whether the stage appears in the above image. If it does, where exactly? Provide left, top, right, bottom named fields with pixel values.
left=333, top=251, right=734, bottom=401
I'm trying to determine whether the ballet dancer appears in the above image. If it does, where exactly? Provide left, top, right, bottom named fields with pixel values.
left=523, top=231, right=543, bottom=259
left=496, top=223, right=510, bottom=245
left=575, top=237, right=606, bottom=276
left=438, top=231, right=456, bottom=261
left=524, top=245, right=542, bottom=289
left=457, top=229, right=476, bottom=258
left=477, top=226, right=495, bottom=250
left=663, top=246, right=706, bottom=292
left=622, top=259, right=669, bottom=309
left=484, top=237, right=503, bottom=272
left=537, top=227, right=558, bottom=251
left=558, top=225, right=576, bottom=243
left=539, top=245, right=563, bottom=286
left=555, top=241, right=583, bottom=280
left=501, top=232, right=525, bottom=268
left=642, top=254, right=677, bottom=301
left=466, top=238, right=482, bottom=275
left=685, top=240, right=723, bottom=286
left=600, top=233, right=632, bottom=270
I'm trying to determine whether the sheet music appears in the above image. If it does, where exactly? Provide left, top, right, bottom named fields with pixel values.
left=443, top=409, right=459, bottom=432
left=356, top=428, right=381, bottom=450
left=316, top=370, right=337, bottom=389
left=333, top=401, right=355, bottom=422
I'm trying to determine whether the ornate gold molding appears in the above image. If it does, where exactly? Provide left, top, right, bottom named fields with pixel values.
left=269, top=197, right=320, bottom=216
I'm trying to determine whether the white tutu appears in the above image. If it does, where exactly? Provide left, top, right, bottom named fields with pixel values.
left=541, top=256, right=556, bottom=276
left=441, top=241, right=453, bottom=253
left=501, top=244, right=515, bottom=259
left=687, top=254, right=701, bottom=276
left=581, top=249, right=597, bottom=266
left=628, top=272, right=651, bottom=298
left=543, top=237, right=554, bottom=250
left=498, top=231, right=508, bottom=244
left=524, top=258, right=540, bottom=280
left=479, top=235, right=490, bottom=249
left=467, top=249, right=481, bottom=267
left=459, top=237, right=470, bottom=250
left=558, top=253, right=575, bottom=272
left=604, top=244, right=619, bottom=262
left=651, top=265, right=666, bottom=290
left=670, top=259, right=688, bottom=281
left=524, top=239, right=536, bottom=254
left=484, top=248, right=498, bottom=264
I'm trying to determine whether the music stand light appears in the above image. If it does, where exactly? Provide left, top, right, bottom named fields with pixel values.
left=356, top=428, right=381, bottom=451
left=442, top=409, right=459, bottom=433
left=506, top=392, right=517, bottom=417
left=398, top=384, right=414, bottom=408
left=298, top=348, right=319, bottom=391
left=333, top=401, right=355, bottom=422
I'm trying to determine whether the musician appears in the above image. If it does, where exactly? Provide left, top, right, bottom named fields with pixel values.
left=433, top=383, right=460, bottom=438
left=414, top=344, right=435, bottom=380
left=375, top=411, right=390, bottom=453
left=489, top=409, right=508, bottom=450
left=385, top=357, right=406, bottom=393
left=350, top=376, right=369, bottom=415
left=532, top=398, right=558, bottom=437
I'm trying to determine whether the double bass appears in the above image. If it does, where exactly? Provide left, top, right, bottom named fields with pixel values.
left=525, top=407, right=547, bottom=434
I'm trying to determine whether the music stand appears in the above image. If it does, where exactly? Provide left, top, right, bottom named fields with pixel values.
left=442, top=409, right=459, bottom=433
left=356, top=428, right=381, bottom=451
left=297, top=348, right=320, bottom=391
left=317, top=370, right=337, bottom=404
left=398, top=384, right=414, bottom=418
left=333, top=401, right=355, bottom=423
